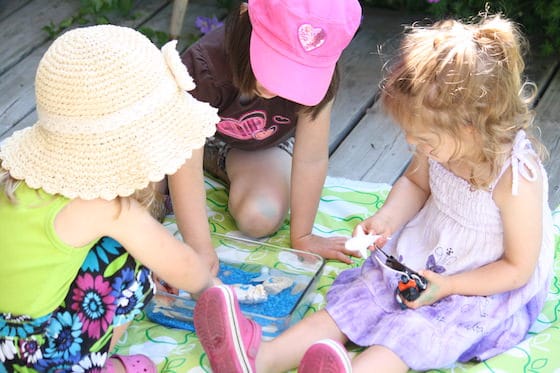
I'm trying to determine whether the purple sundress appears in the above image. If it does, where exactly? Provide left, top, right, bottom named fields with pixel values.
left=326, top=130, right=554, bottom=370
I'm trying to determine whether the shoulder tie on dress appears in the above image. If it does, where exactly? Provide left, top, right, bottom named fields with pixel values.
left=509, top=130, right=538, bottom=195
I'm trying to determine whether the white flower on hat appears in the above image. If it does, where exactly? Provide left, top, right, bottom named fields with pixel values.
left=161, top=40, right=196, bottom=91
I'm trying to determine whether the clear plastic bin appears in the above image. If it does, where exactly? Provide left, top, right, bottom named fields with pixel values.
left=145, top=233, right=325, bottom=339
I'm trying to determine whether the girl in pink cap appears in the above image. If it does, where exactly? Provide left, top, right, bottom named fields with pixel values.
left=168, top=0, right=363, bottom=274
left=192, top=13, right=554, bottom=373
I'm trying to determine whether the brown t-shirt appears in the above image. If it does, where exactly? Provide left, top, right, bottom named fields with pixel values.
left=181, top=27, right=298, bottom=151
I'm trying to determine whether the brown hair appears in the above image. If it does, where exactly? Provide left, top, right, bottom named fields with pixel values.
left=224, top=3, right=339, bottom=120
left=381, top=13, right=546, bottom=188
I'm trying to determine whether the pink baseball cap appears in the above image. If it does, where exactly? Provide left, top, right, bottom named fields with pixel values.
left=248, top=0, right=362, bottom=106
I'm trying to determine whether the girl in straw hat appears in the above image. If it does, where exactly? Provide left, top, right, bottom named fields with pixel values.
left=0, top=25, right=219, bottom=372
left=168, top=0, right=363, bottom=277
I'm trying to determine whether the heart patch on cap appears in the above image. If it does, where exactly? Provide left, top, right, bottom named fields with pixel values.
left=298, top=24, right=326, bottom=51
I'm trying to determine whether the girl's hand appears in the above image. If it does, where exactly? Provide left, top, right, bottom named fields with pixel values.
left=403, top=270, right=452, bottom=309
left=358, top=213, right=394, bottom=239
left=191, top=275, right=223, bottom=300
left=292, top=234, right=358, bottom=264
left=153, top=273, right=179, bottom=295
left=197, top=249, right=220, bottom=277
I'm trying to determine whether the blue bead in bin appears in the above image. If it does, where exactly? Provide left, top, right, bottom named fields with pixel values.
left=145, top=233, right=325, bottom=339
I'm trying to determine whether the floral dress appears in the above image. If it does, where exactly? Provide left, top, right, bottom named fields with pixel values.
left=0, top=237, right=154, bottom=372
left=326, top=130, right=555, bottom=370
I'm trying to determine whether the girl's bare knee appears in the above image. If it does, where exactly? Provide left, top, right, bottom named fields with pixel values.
left=231, top=197, right=287, bottom=237
left=352, top=345, right=408, bottom=373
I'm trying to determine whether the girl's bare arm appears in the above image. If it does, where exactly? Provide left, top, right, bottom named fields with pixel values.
left=361, top=153, right=431, bottom=237
left=290, top=101, right=355, bottom=262
left=448, top=162, right=544, bottom=296
left=168, top=148, right=218, bottom=275
left=56, top=195, right=213, bottom=294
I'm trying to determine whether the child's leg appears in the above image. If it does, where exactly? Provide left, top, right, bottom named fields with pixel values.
left=104, top=323, right=146, bottom=373
left=352, top=345, right=408, bottom=373
left=194, top=285, right=346, bottom=373
left=109, top=323, right=129, bottom=351
left=257, top=309, right=346, bottom=372
left=226, top=147, right=291, bottom=238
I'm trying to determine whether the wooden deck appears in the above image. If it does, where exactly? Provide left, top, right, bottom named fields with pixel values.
left=1, top=0, right=559, bottom=208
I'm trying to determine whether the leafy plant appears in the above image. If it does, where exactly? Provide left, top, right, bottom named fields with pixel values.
left=138, top=26, right=171, bottom=47
left=359, top=0, right=560, bottom=56
left=216, top=0, right=238, bottom=11
left=358, top=0, right=429, bottom=12
left=43, top=0, right=169, bottom=46
left=44, top=0, right=243, bottom=48
left=426, top=0, right=560, bottom=56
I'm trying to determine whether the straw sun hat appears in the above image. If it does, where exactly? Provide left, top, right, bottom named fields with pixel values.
left=0, top=25, right=218, bottom=200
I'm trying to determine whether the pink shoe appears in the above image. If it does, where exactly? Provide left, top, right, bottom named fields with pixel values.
left=298, top=339, right=352, bottom=373
left=193, top=285, right=261, bottom=373
left=104, top=354, right=157, bottom=372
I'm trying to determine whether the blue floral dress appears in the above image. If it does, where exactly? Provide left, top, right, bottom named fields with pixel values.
left=0, top=237, right=154, bottom=372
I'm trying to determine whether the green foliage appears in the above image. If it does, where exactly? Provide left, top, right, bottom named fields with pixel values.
left=43, top=0, right=237, bottom=47
left=43, top=0, right=169, bottom=46
left=359, top=0, right=560, bottom=56
left=138, top=26, right=171, bottom=47
left=359, top=0, right=429, bottom=12
left=427, top=0, right=560, bottom=56
left=215, top=0, right=239, bottom=11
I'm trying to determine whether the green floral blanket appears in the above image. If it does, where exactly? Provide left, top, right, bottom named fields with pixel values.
left=115, top=176, right=560, bottom=372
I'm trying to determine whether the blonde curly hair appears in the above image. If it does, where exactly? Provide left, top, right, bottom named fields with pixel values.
left=381, top=13, right=546, bottom=189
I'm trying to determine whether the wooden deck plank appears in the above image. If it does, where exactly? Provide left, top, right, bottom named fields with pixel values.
left=0, top=0, right=188, bottom=140
left=329, top=100, right=411, bottom=184
left=526, top=56, right=559, bottom=96
left=136, top=0, right=226, bottom=52
left=0, top=1, right=228, bottom=140
left=330, top=7, right=424, bottom=153
left=0, top=0, right=32, bottom=22
left=0, top=0, right=80, bottom=76
left=534, top=66, right=560, bottom=208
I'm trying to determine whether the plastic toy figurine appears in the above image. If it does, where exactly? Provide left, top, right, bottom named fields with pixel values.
left=345, top=227, right=428, bottom=305
left=374, top=245, right=428, bottom=304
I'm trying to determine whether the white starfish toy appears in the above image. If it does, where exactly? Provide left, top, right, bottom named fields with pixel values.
left=345, top=226, right=382, bottom=258
left=231, top=284, right=268, bottom=304
left=262, top=276, right=294, bottom=295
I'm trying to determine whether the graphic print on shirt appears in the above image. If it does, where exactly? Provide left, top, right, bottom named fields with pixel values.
left=425, top=246, right=457, bottom=274
left=216, top=110, right=291, bottom=141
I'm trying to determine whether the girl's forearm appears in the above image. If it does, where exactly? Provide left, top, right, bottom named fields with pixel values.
left=289, top=157, right=328, bottom=241
left=448, top=258, right=534, bottom=297
left=375, top=175, right=430, bottom=233
left=168, top=152, right=214, bottom=254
